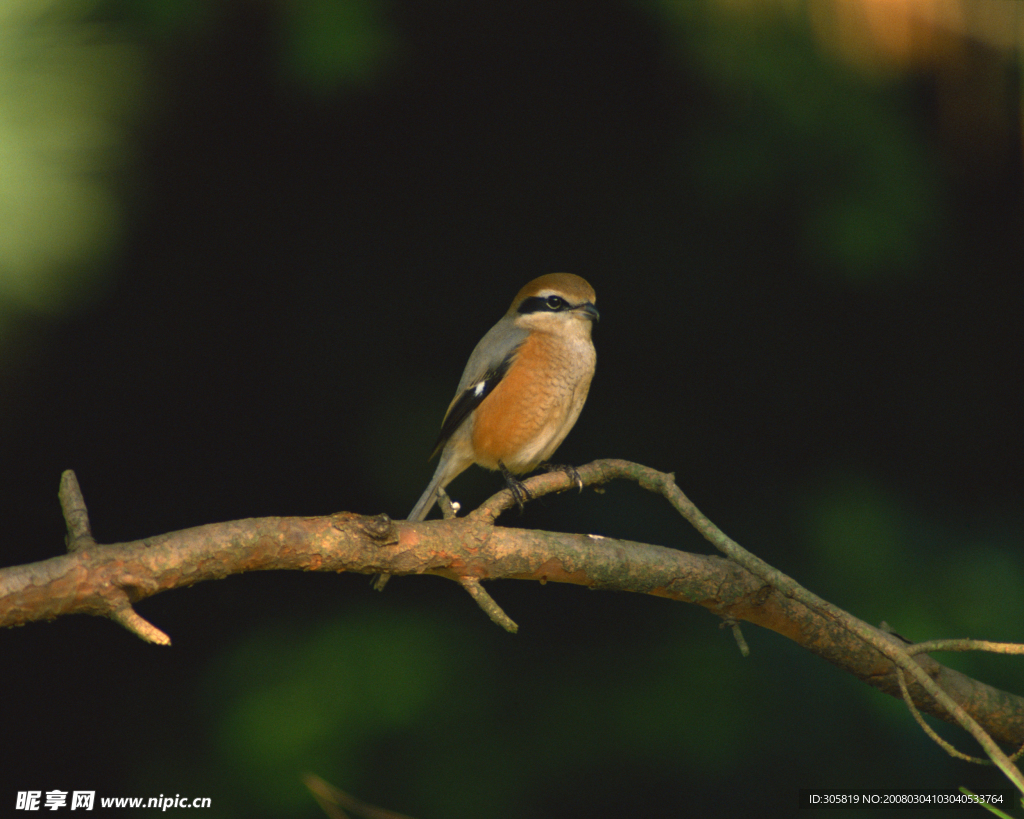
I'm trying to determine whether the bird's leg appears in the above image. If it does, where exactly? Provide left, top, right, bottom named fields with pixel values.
left=539, top=462, right=584, bottom=492
left=498, top=460, right=531, bottom=513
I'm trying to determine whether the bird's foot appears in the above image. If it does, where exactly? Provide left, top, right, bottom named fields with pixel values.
left=498, top=461, right=532, bottom=514
left=539, top=462, right=584, bottom=492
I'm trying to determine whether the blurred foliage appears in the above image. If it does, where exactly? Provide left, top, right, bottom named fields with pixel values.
left=650, top=0, right=944, bottom=285
left=799, top=473, right=1024, bottom=695
left=0, top=0, right=142, bottom=325
left=94, top=0, right=216, bottom=41
left=97, top=0, right=396, bottom=88
left=0, top=0, right=391, bottom=359
left=194, top=602, right=759, bottom=818
left=205, top=610, right=454, bottom=815
left=277, top=0, right=396, bottom=91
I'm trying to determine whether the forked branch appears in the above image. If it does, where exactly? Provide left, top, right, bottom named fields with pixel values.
left=1, top=463, right=1022, bottom=790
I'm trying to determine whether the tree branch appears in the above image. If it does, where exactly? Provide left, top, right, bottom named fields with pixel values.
left=2, top=465, right=1023, bottom=780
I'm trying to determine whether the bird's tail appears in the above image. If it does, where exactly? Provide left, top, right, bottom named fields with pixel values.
left=408, top=448, right=474, bottom=521
left=407, top=469, right=446, bottom=521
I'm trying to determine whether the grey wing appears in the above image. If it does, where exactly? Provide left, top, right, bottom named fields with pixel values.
left=429, top=319, right=528, bottom=458
left=454, top=318, right=529, bottom=395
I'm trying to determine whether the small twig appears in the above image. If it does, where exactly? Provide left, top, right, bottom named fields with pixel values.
left=895, top=666, right=989, bottom=764
left=303, top=772, right=418, bottom=819
left=906, top=639, right=1024, bottom=656
left=721, top=618, right=750, bottom=657
left=110, top=603, right=172, bottom=646
left=59, top=469, right=96, bottom=551
left=894, top=665, right=1024, bottom=765
left=436, top=486, right=460, bottom=520
left=456, top=577, right=518, bottom=633
left=56, top=473, right=171, bottom=644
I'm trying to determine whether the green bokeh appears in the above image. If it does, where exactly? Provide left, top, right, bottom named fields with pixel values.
left=206, top=610, right=455, bottom=814
left=0, top=0, right=143, bottom=322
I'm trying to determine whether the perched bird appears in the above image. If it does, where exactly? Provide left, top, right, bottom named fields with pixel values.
left=409, top=272, right=599, bottom=521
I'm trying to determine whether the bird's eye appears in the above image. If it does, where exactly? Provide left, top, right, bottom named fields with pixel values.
left=545, top=295, right=568, bottom=310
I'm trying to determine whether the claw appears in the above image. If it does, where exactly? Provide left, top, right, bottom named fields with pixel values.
left=541, top=463, right=584, bottom=492
left=498, top=461, right=532, bottom=513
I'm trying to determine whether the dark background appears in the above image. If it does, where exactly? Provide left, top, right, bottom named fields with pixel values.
left=1, top=1, right=1022, bottom=816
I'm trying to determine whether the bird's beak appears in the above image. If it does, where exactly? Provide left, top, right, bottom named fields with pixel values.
left=577, top=302, right=600, bottom=323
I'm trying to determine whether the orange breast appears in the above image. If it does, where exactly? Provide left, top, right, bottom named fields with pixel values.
left=470, top=331, right=589, bottom=473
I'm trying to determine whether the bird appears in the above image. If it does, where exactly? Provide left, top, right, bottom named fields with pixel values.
left=409, top=272, right=599, bottom=523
